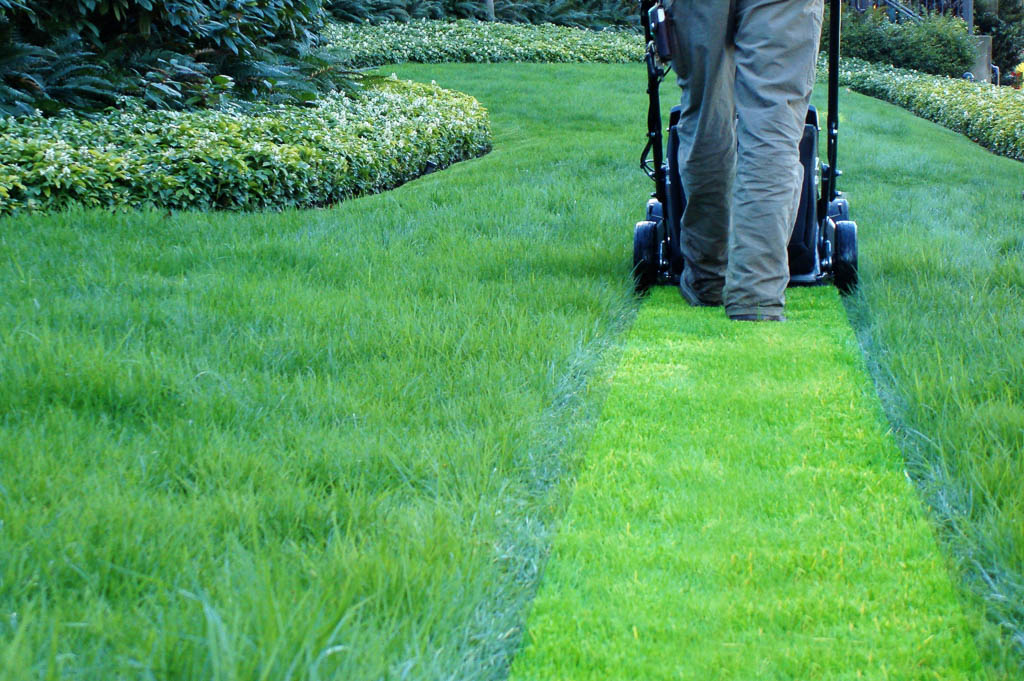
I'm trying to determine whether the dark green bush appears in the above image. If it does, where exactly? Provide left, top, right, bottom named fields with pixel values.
left=822, top=6, right=975, bottom=78
left=891, top=12, right=977, bottom=75
left=5, top=0, right=325, bottom=56
left=0, top=0, right=356, bottom=115
left=0, top=23, right=118, bottom=116
left=495, top=0, right=635, bottom=28
left=327, top=0, right=447, bottom=23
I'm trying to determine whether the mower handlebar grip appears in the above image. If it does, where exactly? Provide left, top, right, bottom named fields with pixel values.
left=648, top=3, right=672, bottom=62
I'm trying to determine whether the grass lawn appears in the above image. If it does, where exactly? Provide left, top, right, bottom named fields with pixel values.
left=0, top=64, right=645, bottom=680
left=1, top=62, right=1022, bottom=680
left=833, top=87, right=1024, bottom=671
left=509, top=287, right=983, bottom=680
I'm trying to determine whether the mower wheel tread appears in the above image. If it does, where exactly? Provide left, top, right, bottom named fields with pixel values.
left=633, top=220, right=658, bottom=293
left=834, top=219, right=858, bottom=294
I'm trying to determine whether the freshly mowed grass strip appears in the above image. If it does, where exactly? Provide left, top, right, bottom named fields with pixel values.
left=0, top=64, right=646, bottom=681
left=829, top=87, right=1024, bottom=669
left=510, top=287, right=983, bottom=680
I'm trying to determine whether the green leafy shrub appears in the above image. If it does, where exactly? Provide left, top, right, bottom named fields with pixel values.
left=832, top=56, right=1024, bottom=161
left=0, top=77, right=490, bottom=213
left=324, top=19, right=643, bottom=67
left=892, top=13, right=977, bottom=75
left=821, top=7, right=975, bottom=78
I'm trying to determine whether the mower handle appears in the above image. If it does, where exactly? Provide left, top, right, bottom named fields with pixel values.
left=824, top=0, right=841, bottom=204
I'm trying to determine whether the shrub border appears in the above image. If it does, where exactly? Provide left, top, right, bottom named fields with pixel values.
left=324, top=19, right=643, bottom=68
left=830, top=56, right=1024, bottom=163
left=0, top=77, right=491, bottom=214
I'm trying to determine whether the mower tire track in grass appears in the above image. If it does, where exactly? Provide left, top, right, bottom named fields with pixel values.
left=510, top=287, right=983, bottom=680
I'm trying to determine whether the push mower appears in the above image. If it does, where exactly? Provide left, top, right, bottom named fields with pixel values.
left=633, top=0, right=859, bottom=295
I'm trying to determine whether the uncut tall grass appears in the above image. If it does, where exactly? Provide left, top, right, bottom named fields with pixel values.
left=0, top=65, right=642, bottom=680
left=829, top=88, right=1024, bottom=670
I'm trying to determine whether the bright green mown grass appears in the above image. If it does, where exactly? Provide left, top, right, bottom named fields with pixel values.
left=510, top=287, right=984, bottom=680
left=828, top=88, right=1024, bottom=671
left=0, top=64, right=646, bottom=680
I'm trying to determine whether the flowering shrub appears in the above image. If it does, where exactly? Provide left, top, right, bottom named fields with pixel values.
left=324, top=19, right=643, bottom=67
left=0, top=78, right=490, bottom=214
left=831, top=57, right=1024, bottom=162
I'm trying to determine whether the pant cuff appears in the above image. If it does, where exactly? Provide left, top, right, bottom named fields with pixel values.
left=726, top=305, right=785, bottom=319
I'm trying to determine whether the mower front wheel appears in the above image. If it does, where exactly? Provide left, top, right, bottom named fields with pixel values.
left=834, top=220, right=858, bottom=294
left=633, top=220, right=658, bottom=292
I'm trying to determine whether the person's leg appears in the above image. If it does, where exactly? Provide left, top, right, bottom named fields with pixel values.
left=665, top=0, right=735, bottom=306
left=727, top=0, right=823, bottom=319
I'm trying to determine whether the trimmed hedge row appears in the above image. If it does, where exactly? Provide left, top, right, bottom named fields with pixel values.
left=324, top=19, right=643, bottom=67
left=833, top=56, right=1024, bottom=162
left=0, top=78, right=490, bottom=214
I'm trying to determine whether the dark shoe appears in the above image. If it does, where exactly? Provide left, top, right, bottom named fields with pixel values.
left=679, top=278, right=722, bottom=308
left=729, top=313, right=786, bottom=322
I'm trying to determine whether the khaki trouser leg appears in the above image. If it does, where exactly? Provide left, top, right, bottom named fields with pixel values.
left=666, top=0, right=822, bottom=316
left=727, top=0, right=823, bottom=318
left=665, top=1, right=734, bottom=304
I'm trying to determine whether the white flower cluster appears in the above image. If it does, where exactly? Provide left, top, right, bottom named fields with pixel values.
left=826, top=55, right=1024, bottom=162
left=323, top=19, right=643, bottom=68
left=0, top=79, right=491, bottom=214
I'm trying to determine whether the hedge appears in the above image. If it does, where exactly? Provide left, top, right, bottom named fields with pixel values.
left=0, top=78, right=490, bottom=214
left=324, top=19, right=643, bottom=67
left=832, top=56, right=1024, bottom=163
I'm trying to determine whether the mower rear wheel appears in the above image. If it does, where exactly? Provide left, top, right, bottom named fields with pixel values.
left=834, top=219, right=858, bottom=294
left=633, top=220, right=658, bottom=292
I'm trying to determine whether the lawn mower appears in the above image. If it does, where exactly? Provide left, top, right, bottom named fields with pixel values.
left=633, top=0, right=859, bottom=295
